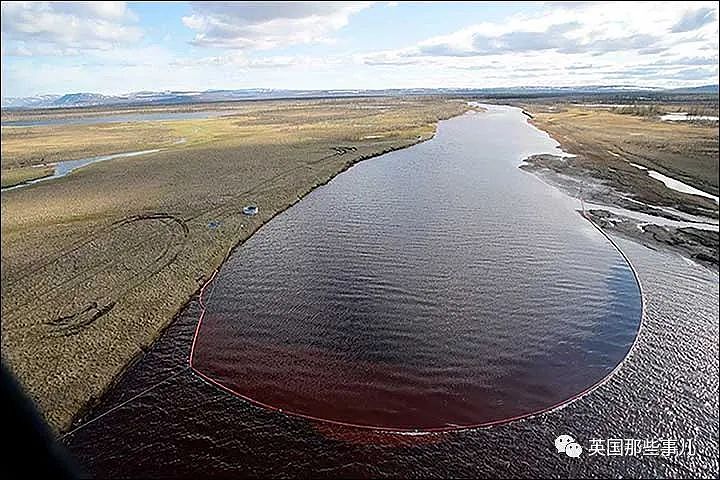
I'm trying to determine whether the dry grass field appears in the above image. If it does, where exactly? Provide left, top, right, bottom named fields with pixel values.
left=518, top=102, right=718, bottom=268
left=1, top=97, right=469, bottom=431
left=1, top=98, right=454, bottom=168
left=523, top=106, right=719, bottom=220
left=1, top=165, right=55, bottom=188
left=1, top=122, right=180, bottom=169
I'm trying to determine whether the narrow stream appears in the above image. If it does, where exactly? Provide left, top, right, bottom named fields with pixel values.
left=1, top=149, right=161, bottom=192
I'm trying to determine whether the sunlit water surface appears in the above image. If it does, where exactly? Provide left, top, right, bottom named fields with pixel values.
left=62, top=106, right=718, bottom=477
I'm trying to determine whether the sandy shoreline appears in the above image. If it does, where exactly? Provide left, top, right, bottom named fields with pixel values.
left=517, top=104, right=718, bottom=270
left=520, top=152, right=718, bottom=270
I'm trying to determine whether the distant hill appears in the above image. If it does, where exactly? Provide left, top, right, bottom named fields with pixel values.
left=1, top=94, right=63, bottom=109
left=2, top=85, right=717, bottom=110
left=50, top=92, right=119, bottom=108
left=664, top=84, right=719, bottom=94
left=1, top=89, right=363, bottom=109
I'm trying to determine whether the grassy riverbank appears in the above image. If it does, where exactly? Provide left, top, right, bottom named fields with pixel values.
left=527, top=105, right=719, bottom=199
left=1, top=97, right=469, bottom=431
left=519, top=103, right=719, bottom=268
left=1, top=165, right=55, bottom=188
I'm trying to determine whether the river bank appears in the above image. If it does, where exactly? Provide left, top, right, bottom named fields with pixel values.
left=0, top=164, right=55, bottom=188
left=518, top=104, right=719, bottom=270
left=61, top=106, right=717, bottom=478
left=62, top=235, right=719, bottom=478
left=185, top=104, right=642, bottom=431
left=520, top=152, right=719, bottom=270
left=1, top=98, right=470, bottom=432
left=1, top=149, right=162, bottom=192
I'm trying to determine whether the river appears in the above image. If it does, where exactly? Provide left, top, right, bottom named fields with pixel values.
left=0, top=149, right=161, bottom=192
left=61, top=106, right=717, bottom=477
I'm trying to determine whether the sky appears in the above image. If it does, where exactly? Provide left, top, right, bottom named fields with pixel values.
left=1, top=1, right=718, bottom=98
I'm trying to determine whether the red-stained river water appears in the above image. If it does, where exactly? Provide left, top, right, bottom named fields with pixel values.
left=61, top=106, right=718, bottom=478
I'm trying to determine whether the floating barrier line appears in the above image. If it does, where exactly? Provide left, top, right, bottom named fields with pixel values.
left=188, top=215, right=646, bottom=434
left=62, top=265, right=221, bottom=440
left=188, top=269, right=218, bottom=366
left=60, top=366, right=189, bottom=440
left=58, top=206, right=647, bottom=437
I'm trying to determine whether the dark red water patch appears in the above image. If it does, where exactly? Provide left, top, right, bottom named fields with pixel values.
left=189, top=268, right=639, bottom=432
left=192, top=330, right=517, bottom=430
left=188, top=109, right=643, bottom=432
left=310, top=422, right=452, bottom=446
left=61, top=109, right=710, bottom=480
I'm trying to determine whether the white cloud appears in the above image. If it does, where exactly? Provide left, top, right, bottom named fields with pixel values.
left=360, top=1, right=719, bottom=86
left=1, top=1, right=142, bottom=56
left=171, top=52, right=345, bottom=70
left=410, top=2, right=716, bottom=58
left=3, top=1, right=718, bottom=97
left=182, top=1, right=373, bottom=50
left=672, top=6, right=717, bottom=33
